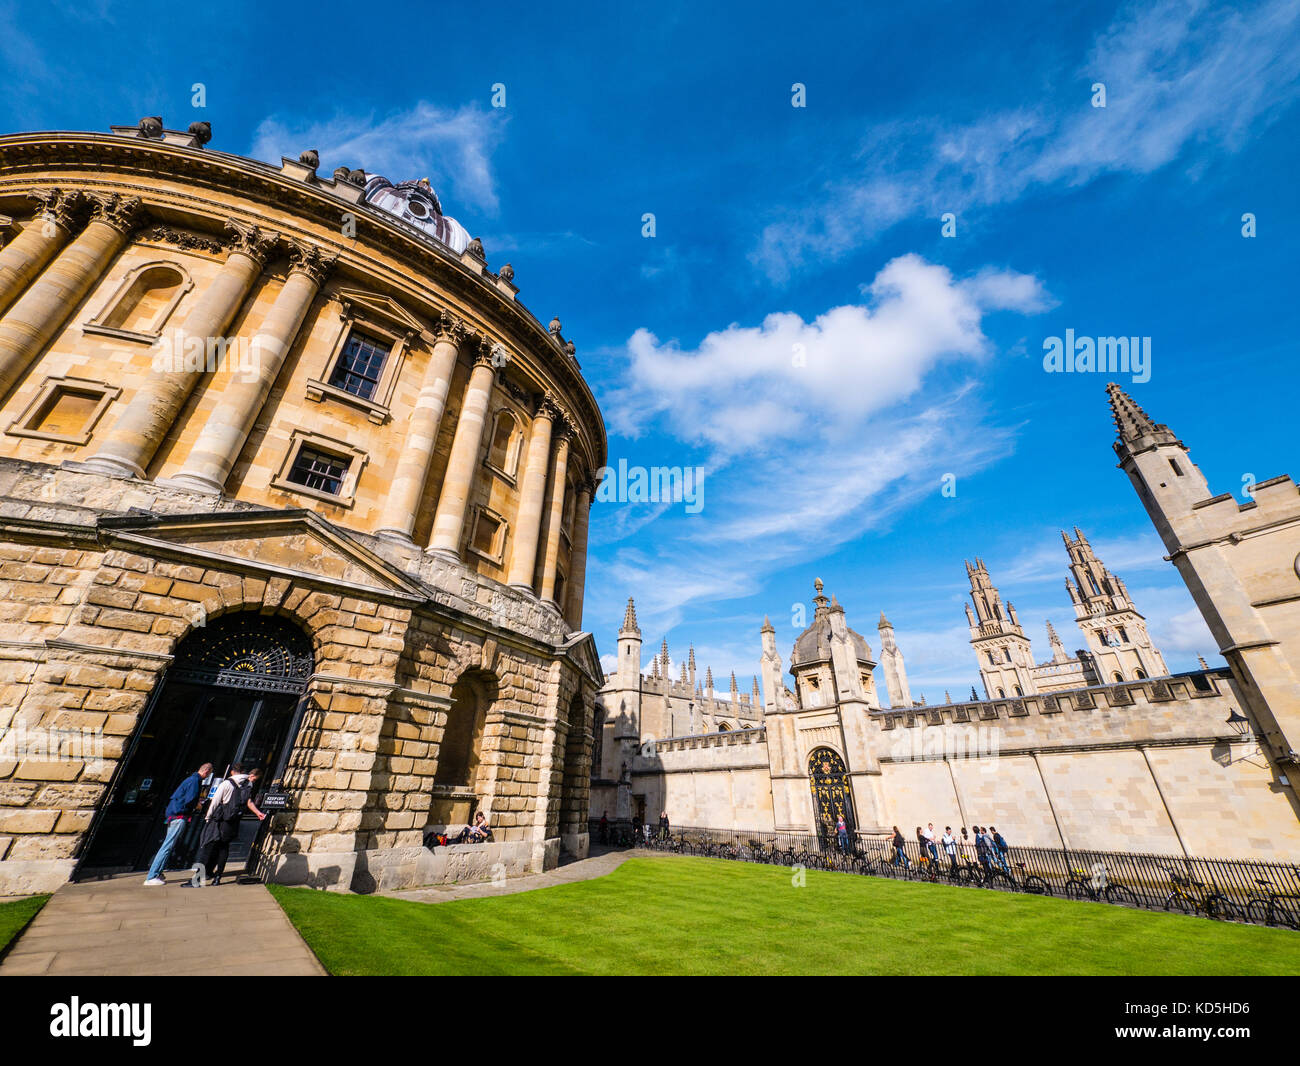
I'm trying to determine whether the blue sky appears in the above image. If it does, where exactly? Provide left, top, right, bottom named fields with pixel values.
left=4, top=0, right=1297, bottom=699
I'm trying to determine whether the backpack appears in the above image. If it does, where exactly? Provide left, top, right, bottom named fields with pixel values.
left=215, top=777, right=250, bottom=824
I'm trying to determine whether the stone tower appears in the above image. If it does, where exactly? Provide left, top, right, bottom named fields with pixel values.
left=1063, top=527, right=1168, bottom=682
left=876, top=611, right=913, bottom=708
left=965, top=559, right=1037, bottom=697
left=1108, top=383, right=1300, bottom=777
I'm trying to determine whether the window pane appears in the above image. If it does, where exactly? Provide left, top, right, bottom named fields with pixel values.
left=288, top=446, right=349, bottom=495
left=330, top=330, right=391, bottom=400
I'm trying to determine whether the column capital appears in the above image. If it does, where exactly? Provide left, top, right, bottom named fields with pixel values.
left=536, top=392, right=563, bottom=422
left=553, top=413, right=577, bottom=445
left=432, top=308, right=469, bottom=346
left=471, top=335, right=498, bottom=370
left=85, top=192, right=147, bottom=235
left=285, top=239, right=337, bottom=287
left=222, top=218, right=280, bottom=266
left=27, top=188, right=86, bottom=233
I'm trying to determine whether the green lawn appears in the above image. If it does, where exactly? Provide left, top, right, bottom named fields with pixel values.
left=269, top=855, right=1300, bottom=975
left=0, top=895, right=49, bottom=955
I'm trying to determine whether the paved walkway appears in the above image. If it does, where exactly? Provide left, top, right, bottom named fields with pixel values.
left=383, top=847, right=634, bottom=904
left=0, top=848, right=639, bottom=975
left=0, top=868, right=326, bottom=976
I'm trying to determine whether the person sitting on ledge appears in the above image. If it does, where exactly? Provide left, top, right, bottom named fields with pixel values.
left=455, top=811, right=492, bottom=844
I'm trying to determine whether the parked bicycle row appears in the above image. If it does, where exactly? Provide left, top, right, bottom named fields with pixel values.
left=608, top=822, right=1300, bottom=930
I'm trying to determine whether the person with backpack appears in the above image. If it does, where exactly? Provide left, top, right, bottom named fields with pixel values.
left=990, top=825, right=1011, bottom=873
left=193, top=765, right=266, bottom=886
left=890, top=825, right=910, bottom=869
left=974, top=825, right=993, bottom=874
left=144, top=761, right=212, bottom=885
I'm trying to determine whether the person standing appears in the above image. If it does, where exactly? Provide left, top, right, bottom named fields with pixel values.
left=990, top=825, right=1011, bottom=873
left=193, top=765, right=265, bottom=886
left=922, top=822, right=938, bottom=863
left=891, top=825, right=911, bottom=868
left=836, top=814, right=849, bottom=853
left=974, top=825, right=993, bottom=874
left=658, top=810, right=670, bottom=841
left=941, top=826, right=958, bottom=874
left=599, top=811, right=609, bottom=844
left=143, top=762, right=212, bottom=885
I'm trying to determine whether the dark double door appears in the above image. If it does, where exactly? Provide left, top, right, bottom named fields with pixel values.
left=82, top=682, right=299, bottom=873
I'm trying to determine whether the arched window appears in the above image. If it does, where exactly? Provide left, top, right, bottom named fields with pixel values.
left=90, top=262, right=191, bottom=338
left=485, top=409, right=522, bottom=479
left=436, top=671, right=495, bottom=789
left=717, top=721, right=730, bottom=731
left=1135, top=669, right=1147, bottom=680
left=1014, top=685, right=1023, bottom=696
left=987, top=652, right=996, bottom=666
left=1004, top=649, right=1013, bottom=663
left=997, top=688, right=1006, bottom=698
left=1112, top=671, right=1124, bottom=683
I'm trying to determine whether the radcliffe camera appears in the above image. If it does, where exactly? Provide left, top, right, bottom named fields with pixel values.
left=0, top=0, right=1296, bottom=1041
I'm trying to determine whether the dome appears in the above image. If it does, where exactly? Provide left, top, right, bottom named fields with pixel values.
left=790, top=579, right=874, bottom=669
left=363, top=175, right=471, bottom=253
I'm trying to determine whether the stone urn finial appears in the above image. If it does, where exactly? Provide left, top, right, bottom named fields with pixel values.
left=467, top=236, right=486, bottom=260
left=299, top=148, right=320, bottom=169
left=549, top=316, right=562, bottom=336
left=188, top=120, right=211, bottom=146
left=499, top=262, right=514, bottom=282
left=346, top=169, right=366, bottom=186
left=138, top=116, right=164, bottom=140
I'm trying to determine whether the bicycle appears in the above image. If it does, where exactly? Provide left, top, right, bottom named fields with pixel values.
left=1244, top=878, right=1300, bottom=929
left=1064, top=865, right=1137, bottom=906
left=1008, top=861, right=1052, bottom=896
left=1160, top=867, right=1239, bottom=921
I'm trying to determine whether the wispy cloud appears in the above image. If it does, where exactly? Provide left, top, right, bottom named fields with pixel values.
left=586, top=254, right=1050, bottom=643
left=249, top=101, right=506, bottom=215
left=754, top=0, right=1300, bottom=280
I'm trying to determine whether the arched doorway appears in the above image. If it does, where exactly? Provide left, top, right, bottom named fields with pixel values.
left=78, top=612, right=313, bottom=875
left=808, top=747, right=855, bottom=844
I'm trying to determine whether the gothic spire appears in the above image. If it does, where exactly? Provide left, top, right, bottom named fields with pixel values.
left=1106, top=382, right=1179, bottom=449
left=620, top=596, right=639, bottom=635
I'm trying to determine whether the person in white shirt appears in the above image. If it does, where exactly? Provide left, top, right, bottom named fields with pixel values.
left=193, top=765, right=266, bottom=886
left=941, top=826, right=958, bottom=873
left=921, top=822, right=938, bottom=863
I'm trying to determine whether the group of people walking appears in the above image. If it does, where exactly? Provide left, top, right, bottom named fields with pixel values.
left=143, top=762, right=267, bottom=886
left=889, top=823, right=1012, bottom=874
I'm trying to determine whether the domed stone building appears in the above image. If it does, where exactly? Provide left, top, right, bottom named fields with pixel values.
left=0, top=118, right=606, bottom=894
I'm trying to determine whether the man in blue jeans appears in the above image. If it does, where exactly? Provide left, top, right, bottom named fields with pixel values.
left=143, top=761, right=212, bottom=885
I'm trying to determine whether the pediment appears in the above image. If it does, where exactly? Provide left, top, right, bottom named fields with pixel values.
left=333, top=287, right=425, bottom=336
left=561, top=629, right=605, bottom=686
left=99, top=509, right=427, bottom=603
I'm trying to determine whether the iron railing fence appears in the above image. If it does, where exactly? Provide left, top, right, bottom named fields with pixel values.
left=589, top=821, right=1300, bottom=930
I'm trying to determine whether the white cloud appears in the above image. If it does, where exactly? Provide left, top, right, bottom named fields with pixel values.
left=607, top=253, right=1050, bottom=456
left=587, top=254, right=1048, bottom=660
left=248, top=102, right=506, bottom=214
left=754, top=0, right=1300, bottom=279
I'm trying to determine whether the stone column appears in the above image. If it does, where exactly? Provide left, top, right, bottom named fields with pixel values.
left=0, top=190, right=85, bottom=319
left=564, top=475, right=595, bottom=630
left=427, top=341, right=496, bottom=556
left=376, top=312, right=467, bottom=541
left=83, top=218, right=277, bottom=478
left=537, top=422, right=572, bottom=604
left=165, top=241, right=335, bottom=494
left=0, top=193, right=143, bottom=402
left=504, top=395, right=558, bottom=589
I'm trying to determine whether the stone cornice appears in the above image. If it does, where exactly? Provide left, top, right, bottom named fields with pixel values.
left=0, top=131, right=606, bottom=473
